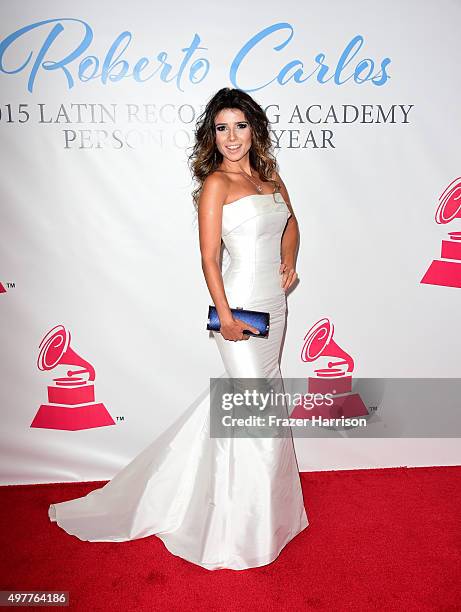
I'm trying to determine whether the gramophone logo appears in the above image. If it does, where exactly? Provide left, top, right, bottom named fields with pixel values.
left=421, top=176, right=461, bottom=288
left=31, top=324, right=115, bottom=431
left=290, top=317, right=368, bottom=419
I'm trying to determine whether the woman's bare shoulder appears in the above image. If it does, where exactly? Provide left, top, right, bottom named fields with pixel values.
left=200, top=171, right=229, bottom=208
left=204, top=169, right=229, bottom=186
left=271, top=169, right=295, bottom=214
left=271, top=169, right=285, bottom=185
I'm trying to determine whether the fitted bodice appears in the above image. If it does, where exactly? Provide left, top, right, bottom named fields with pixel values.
left=221, top=192, right=291, bottom=305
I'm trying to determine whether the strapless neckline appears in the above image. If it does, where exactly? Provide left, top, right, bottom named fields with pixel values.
left=223, top=192, right=285, bottom=208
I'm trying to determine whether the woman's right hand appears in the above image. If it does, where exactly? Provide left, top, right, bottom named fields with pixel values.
left=220, top=316, right=260, bottom=341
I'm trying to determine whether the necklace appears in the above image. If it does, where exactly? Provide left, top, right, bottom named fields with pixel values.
left=239, top=170, right=263, bottom=193
left=216, top=168, right=263, bottom=193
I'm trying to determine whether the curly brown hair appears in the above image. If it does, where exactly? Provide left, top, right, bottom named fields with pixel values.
left=187, top=87, right=280, bottom=210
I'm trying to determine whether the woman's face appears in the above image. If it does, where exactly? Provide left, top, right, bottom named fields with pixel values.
left=213, top=108, right=252, bottom=163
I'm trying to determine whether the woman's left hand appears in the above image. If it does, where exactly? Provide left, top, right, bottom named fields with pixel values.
left=280, top=262, right=298, bottom=292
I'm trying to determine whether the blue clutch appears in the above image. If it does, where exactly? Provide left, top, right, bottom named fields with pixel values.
left=207, top=305, right=270, bottom=337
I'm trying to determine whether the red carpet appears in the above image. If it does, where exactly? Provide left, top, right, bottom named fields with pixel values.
left=1, top=466, right=460, bottom=611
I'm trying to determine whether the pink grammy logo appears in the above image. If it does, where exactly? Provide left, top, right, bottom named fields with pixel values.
left=290, top=317, right=368, bottom=419
left=31, top=325, right=115, bottom=431
left=1, top=281, right=16, bottom=293
left=421, top=177, right=461, bottom=288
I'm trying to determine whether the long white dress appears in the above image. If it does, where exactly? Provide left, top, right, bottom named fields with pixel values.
left=48, top=191, right=309, bottom=571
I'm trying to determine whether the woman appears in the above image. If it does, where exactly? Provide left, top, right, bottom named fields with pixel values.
left=48, top=87, right=309, bottom=571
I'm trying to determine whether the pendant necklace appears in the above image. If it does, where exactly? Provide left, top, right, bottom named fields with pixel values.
left=216, top=168, right=263, bottom=193
left=238, top=170, right=263, bottom=193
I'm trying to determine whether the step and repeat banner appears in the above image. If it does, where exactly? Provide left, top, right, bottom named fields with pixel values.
left=1, top=0, right=460, bottom=484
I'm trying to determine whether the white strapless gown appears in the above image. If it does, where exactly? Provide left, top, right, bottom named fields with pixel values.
left=48, top=192, right=309, bottom=571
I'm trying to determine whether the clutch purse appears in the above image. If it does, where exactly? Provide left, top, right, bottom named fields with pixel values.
left=207, top=305, right=270, bottom=337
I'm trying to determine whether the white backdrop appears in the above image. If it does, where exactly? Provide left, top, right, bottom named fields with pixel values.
left=1, top=0, right=460, bottom=485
